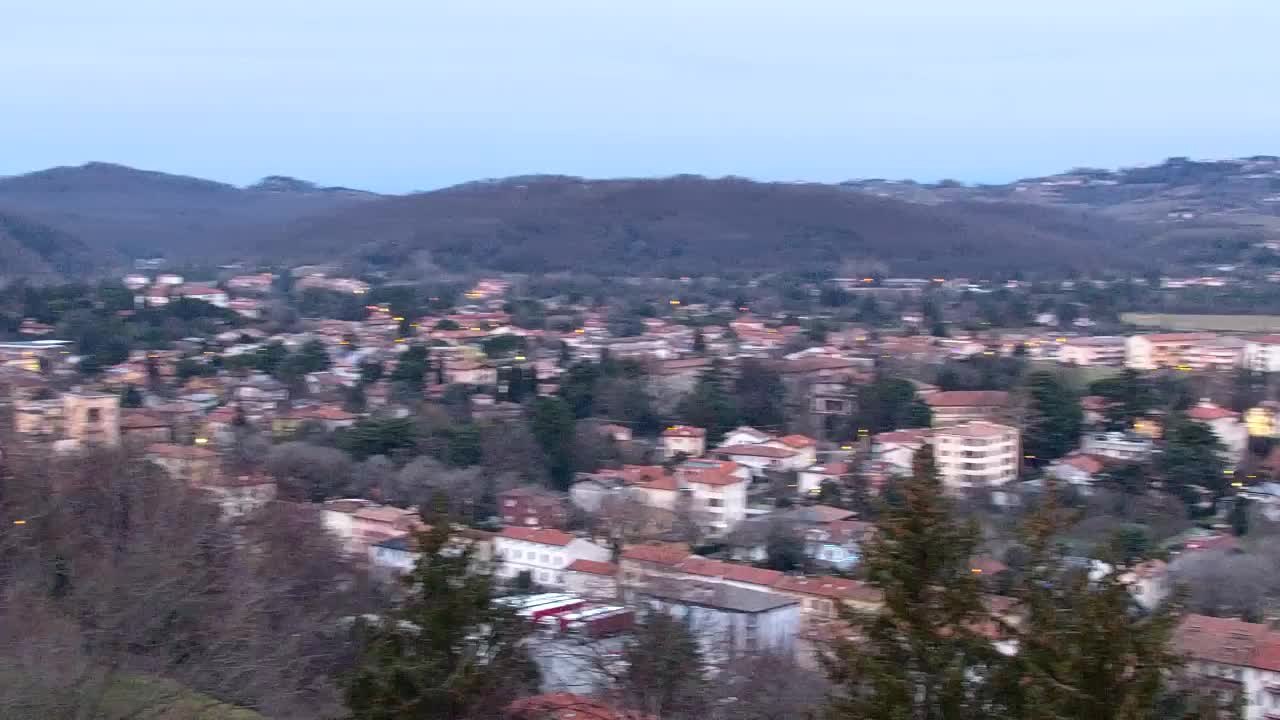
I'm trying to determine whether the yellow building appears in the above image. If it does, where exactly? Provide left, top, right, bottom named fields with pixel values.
left=1246, top=402, right=1280, bottom=438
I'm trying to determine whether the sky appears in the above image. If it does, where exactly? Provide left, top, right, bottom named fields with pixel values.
left=3, top=0, right=1278, bottom=193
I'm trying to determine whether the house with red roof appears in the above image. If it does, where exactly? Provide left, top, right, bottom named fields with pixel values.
left=661, top=424, right=707, bottom=459
left=563, top=559, right=619, bottom=600
left=675, top=459, right=751, bottom=536
left=1173, top=614, right=1280, bottom=719
left=494, top=526, right=610, bottom=589
left=1187, top=399, right=1247, bottom=463
left=505, top=692, right=653, bottom=720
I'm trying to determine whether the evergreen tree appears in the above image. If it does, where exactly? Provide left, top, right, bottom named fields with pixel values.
left=390, top=344, right=431, bottom=391
left=1231, top=496, right=1250, bottom=537
left=1159, top=417, right=1227, bottom=510
left=676, top=358, right=739, bottom=444
left=1091, top=369, right=1156, bottom=431
left=346, top=513, right=538, bottom=720
left=531, top=396, right=576, bottom=490
left=1023, top=371, right=1084, bottom=464
left=824, top=447, right=999, bottom=720
left=995, top=492, right=1214, bottom=720
left=359, top=359, right=384, bottom=385
left=617, top=612, right=709, bottom=720
left=734, top=359, right=785, bottom=430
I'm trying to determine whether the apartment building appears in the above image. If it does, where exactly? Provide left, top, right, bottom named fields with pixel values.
left=1185, top=336, right=1247, bottom=371
left=1056, top=336, right=1126, bottom=366
left=1125, top=333, right=1216, bottom=370
left=493, top=527, right=610, bottom=589
left=1244, top=336, right=1280, bottom=373
left=675, top=459, right=750, bottom=536
left=932, top=421, right=1021, bottom=490
left=924, top=390, right=1011, bottom=428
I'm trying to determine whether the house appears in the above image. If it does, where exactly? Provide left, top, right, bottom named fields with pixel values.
left=773, top=575, right=883, bottom=632
left=719, top=426, right=775, bottom=447
left=146, top=443, right=219, bottom=484
left=1246, top=402, right=1280, bottom=438
left=924, top=390, right=1011, bottom=428
left=1187, top=400, right=1248, bottom=464
left=1121, top=559, right=1170, bottom=611
left=321, top=499, right=426, bottom=557
left=618, top=543, right=693, bottom=587
left=712, top=443, right=803, bottom=478
left=498, top=487, right=570, bottom=529
left=1080, top=431, right=1154, bottom=461
left=62, top=390, right=122, bottom=448
left=1185, top=336, right=1247, bottom=371
left=368, top=527, right=496, bottom=577
left=675, top=459, right=751, bottom=536
left=196, top=473, right=277, bottom=518
left=494, top=527, right=611, bottom=589
left=1244, top=336, right=1280, bottom=373
left=119, top=410, right=173, bottom=446
left=871, top=428, right=933, bottom=474
left=563, top=559, right=620, bottom=600
left=803, top=518, right=875, bottom=571
left=932, top=421, right=1020, bottom=490
left=798, top=461, right=851, bottom=496
left=634, top=579, right=802, bottom=660
left=769, top=434, right=819, bottom=466
left=1045, top=452, right=1108, bottom=488
left=174, top=283, right=229, bottom=308
left=661, top=424, right=707, bottom=459
left=1172, top=614, right=1280, bottom=720
left=1125, top=333, right=1216, bottom=370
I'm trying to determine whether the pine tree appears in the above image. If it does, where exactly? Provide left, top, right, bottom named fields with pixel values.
left=995, top=491, right=1218, bottom=720
left=1023, top=371, right=1084, bottom=464
left=824, top=447, right=999, bottom=720
left=1159, top=416, right=1227, bottom=510
left=676, top=358, right=739, bottom=444
left=346, top=513, right=539, bottom=720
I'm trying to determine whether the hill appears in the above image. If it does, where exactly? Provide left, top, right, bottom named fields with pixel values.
left=265, top=175, right=1145, bottom=276
left=0, top=211, right=104, bottom=282
left=0, top=162, right=381, bottom=261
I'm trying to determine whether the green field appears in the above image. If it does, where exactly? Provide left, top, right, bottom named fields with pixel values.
left=1120, top=313, right=1280, bottom=332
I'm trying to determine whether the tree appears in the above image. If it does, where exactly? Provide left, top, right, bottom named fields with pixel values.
left=615, top=612, right=708, bottom=720
left=1023, top=371, right=1084, bottom=463
left=764, top=519, right=807, bottom=572
left=532, top=396, right=576, bottom=490
left=338, top=417, right=416, bottom=460
left=1159, top=418, right=1227, bottom=510
left=390, top=344, right=431, bottom=391
left=676, top=359, right=739, bottom=444
left=824, top=447, right=998, bottom=720
left=1000, top=494, right=1226, bottom=720
left=359, top=359, right=384, bottom=385
left=1231, top=496, right=1250, bottom=537
left=692, top=327, right=707, bottom=355
left=346, top=512, right=539, bottom=719
left=295, top=338, right=333, bottom=373
left=1091, top=369, right=1155, bottom=430
left=857, top=375, right=930, bottom=434
left=734, top=359, right=785, bottom=430
left=119, top=384, right=143, bottom=408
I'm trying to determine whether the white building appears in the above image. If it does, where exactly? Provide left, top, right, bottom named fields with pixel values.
left=1187, top=400, right=1248, bottom=464
left=635, top=580, right=802, bottom=661
left=675, top=459, right=751, bottom=536
left=661, top=425, right=707, bottom=459
left=1173, top=614, right=1280, bottom=720
left=493, top=527, right=610, bottom=588
left=1056, top=336, right=1127, bottom=367
left=1125, top=333, right=1216, bottom=370
left=1081, top=431, right=1155, bottom=461
left=1244, top=336, right=1280, bottom=373
left=872, top=428, right=933, bottom=475
left=932, top=421, right=1020, bottom=490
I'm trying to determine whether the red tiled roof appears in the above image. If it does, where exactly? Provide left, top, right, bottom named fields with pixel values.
left=119, top=411, right=170, bottom=429
left=620, top=544, right=690, bottom=567
left=777, top=434, right=817, bottom=448
left=925, top=390, right=1010, bottom=408
left=774, top=575, right=883, bottom=603
left=672, top=557, right=784, bottom=588
left=677, top=460, right=745, bottom=486
left=1174, top=614, right=1272, bottom=668
left=1061, top=453, right=1105, bottom=475
left=807, top=462, right=850, bottom=476
left=506, top=693, right=653, bottom=720
left=499, top=527, right=575, bottom=546
left=715, top=444, right=797, bottom=459
left=1187, top=403, right=1239, bottom=421
left=566, top=559, right=619, bottom=576
left=146, top=443, right=217, bottom=460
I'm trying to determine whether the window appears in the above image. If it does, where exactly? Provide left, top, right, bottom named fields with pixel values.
left=540, top=553, right=549, bottom=564
left=87, top=407, right=101, bottom=423
left=707, top=498, right=724, bottom=508
left=503, top=499, right=516, bottom=507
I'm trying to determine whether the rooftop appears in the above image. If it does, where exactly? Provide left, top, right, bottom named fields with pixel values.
left=638, top=579, right=798, bottom=614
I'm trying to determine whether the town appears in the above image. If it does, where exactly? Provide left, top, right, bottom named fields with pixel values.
left=5, top=265, right=1280, bottom=718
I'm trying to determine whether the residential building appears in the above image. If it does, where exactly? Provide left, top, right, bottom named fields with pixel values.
left=1246, top=402, right=1280, bottom=438
left=56, top=390, right=122, bottom=449
left=174, top=283, right=229, bottom=308
left=1187, top=400, right=1248, bottom=464
left=924, top=390, right=1011, bottom=428
left=498, top=486, right=570, bottom=529
left=1125, top=333, right=1216, bottom=370
left=321, top=499, right=425, bottom=557
left=932, top=421, right=1020, bottom=490
left=871, top=428, right=933, bottom=474
left=634, top=579, right=802, bottom=660
left=493, top=527, right=610, bottom=588
left=119, top=410, right=174, bottom=446
left=196, top=473, right=277, bottom=519
left=563, top=559, right=620, bottom=601
left=661, top=425, right=706, bottom=459
left=1172, top=614, right=1280, bottom=720
left=798, top=461, right=851, bottom=496
left=146, top=443, right=219, bottom=484
left=712, top=443, right=803, bottom=478
left=1245, top=336, right=1280, bottom=373
left=1056, top=336, right=1126, bottom=366
left=505, top=693, right=652, bottom=720
left=0, top=339, right=72, bottom=373
left=1081, top=431, right=1155, bottom=461
left=675, top=459, right=750, bottom=535
left=1185, top=336, right=1247, bottom=371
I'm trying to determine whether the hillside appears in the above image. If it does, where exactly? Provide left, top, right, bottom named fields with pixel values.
left=0, top=162, right=381, bottom=261
left=265, top=175, right=1145, bottom=276
left=0, top=211, right=104, bottom=282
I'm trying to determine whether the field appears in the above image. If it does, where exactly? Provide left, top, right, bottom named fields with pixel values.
left=1030, top=361, right=1121, bottom=391
left=1120, top=312, right=1280, bottom=332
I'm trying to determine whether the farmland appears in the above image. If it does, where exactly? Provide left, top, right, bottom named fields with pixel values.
left=1121, top=313, right=1280, bottom=332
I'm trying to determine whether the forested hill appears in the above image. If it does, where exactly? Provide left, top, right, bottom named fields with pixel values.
left=265, top=175, right=1145, bottom=276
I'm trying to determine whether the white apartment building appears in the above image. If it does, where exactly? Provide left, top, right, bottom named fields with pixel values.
left=1244, top=336, right=1280, bottom=373
left=1185, top=336, right=1247, bottom=371
left=1125, top=333, right=1215, bottom=370
left=493, top=527, right=610, bottom=588
left=676, top=459, right=750, bottom=536
left=1056, top=336, right=1126, bottom=367
left=932, top=421, right=1020, bottom=490
left=661, top=425, right=707, bottom=459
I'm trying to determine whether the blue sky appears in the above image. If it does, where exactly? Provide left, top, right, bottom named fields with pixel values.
left=3, top=1, right=1277, bottom=193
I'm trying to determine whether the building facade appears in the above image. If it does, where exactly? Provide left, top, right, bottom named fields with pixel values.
left=932, top=421, right=1020, bottom=490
